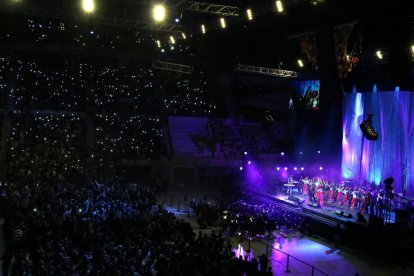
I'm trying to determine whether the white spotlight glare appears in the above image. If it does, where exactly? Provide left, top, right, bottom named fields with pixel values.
left=276, top=0, right=284, bottom=13
left=276, top=167, right=280, bottom=171
left=294, top=167, right=297, bottom=171
left=246, top=9, right=253, bottom=21
left=376, top=50, right=383, bottom=60
left=284, top=167, right=288, bottom=171
left=298, top=59, right=304, bottom=67
left=170, top=36, right=175, bottom=44
left=319, top=166, right=323, bottom=171
left=155, top=40, right=161, bottom=48
left=220, top=18, right=226, bottom=29
left=181, top=32, right=187, bottom=39
left=239, top=166, right=243, bottom=171
left=201, top=24, right=206, bottom=34
left=411, top=45, right=414, bottom=54
left=82, top=0, right=95, bottom=13
left=301, top=167, right=304, bottom=171
left=153, top=4, right=166, bottom=22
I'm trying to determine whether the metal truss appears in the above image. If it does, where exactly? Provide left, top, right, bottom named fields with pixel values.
left=152, top=60, right=193, bottom=74
left=235, top=64, right=299, bottom=78
left=0, top=3, right=182, bottom=33
left=174, top=0, right=239, bottom=16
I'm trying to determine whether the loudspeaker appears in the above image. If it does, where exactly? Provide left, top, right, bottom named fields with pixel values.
left=360, top=114, right=378, bottom=141
left=307, top=202, right=318, bottom=208
left=335, top=210, right=344, bottom=216
left=343, top=212, right=353, bottom=219
left=357, top=213, right=367, bottom=223
left=288, top=195, right=302, bottom=205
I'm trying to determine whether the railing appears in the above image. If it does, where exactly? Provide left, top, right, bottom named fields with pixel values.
left=259, top=239, right=329, bottom=276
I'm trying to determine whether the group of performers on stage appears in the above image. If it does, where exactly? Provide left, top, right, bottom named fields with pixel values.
left=286, top=176, right=390, bottom=218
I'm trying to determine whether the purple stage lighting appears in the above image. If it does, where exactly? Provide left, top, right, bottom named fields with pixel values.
left=294, top=167, right=297, bottom=171
left=300, top=152, right=303, bottom=155
left=301, top=167, right=304, bottom=171
left=281, top=152, right=285, bottom=156
left=276, top=167, right=280, bottom=171
left=248, top=161, right=251, bottom=165
left=239, top=166, right=243, bottom=171
left=284, top=167, right=288, bottom=171
left=244, top=151, right=248, bottom=155
left=317, top=150, right=321, bottom=154
left=319, top=166, right=323, bottom=171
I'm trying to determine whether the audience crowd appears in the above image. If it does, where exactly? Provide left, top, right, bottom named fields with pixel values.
left=0, top=15, right=194, bottom=57
left=7, top=112, right=86, bottom=183
left=0, top=56, right=219, bottom=116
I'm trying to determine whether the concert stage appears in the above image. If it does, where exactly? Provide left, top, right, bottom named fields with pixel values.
left=249, top=190, right=377, bottom=229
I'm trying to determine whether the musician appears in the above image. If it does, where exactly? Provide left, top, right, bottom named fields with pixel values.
left=287, top=175, right=294, bottom=194
left=309, top=182, right=316, bottom=204
left=302, top=177, right=309, bottom=195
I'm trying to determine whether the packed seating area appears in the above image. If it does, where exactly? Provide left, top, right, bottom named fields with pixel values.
left=1, top=56, right=220, bottom=116
left=0, top=169, right=279, bottom=275
left=0, top=15, right=193, bottom=57
left=6, top=112, right=86, bottom=183
left=95, top=114, right=164, bottom=161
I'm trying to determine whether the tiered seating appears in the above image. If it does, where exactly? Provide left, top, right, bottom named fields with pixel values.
left=168, top=116, right=211, bottom=157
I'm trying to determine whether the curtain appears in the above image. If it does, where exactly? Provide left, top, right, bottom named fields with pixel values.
left=342, top=91, right=414, bottom=196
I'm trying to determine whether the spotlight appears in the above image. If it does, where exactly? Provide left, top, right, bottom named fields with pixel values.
left=248, top=161, right=251, bottom=165
left=276, top=167, right=280, bottom=171
left=276, top=0, right=284, bottom=13
left=244, top=151, right=248, bottom=155
left=281, top=152, right=284, bottom=156
left=376, top=50, right=383, bottom=60
left=301, top=167, right=304, bottom=171
left=317, top=150, right=320, bottom=154
left=175, top=18, right=180, bottom=23
left=297, top=59, right=304, bottom=67
left=246, top=9, right=253, bottom=20
left=82, top=0, right=95, bottom=13
left=239, top=166, right=243, bottom=171
left=294, top=167, right=297, bottom=171
left=181, top=32, right=187, bottom=39
left=284, top=167, right=288, bottom=171
left=153, top=4, right=166, bottom=22
left=319, top=166, right=323, bottom=171
left=170, top=36, right=175, bottom=44
left=411, top=45, right=414, bottom=54
left=155, top=40, right=161, bottom=48
left=201, top=24, right=206, bottom=34
left=220, top=18, right=226, bottom=29
left=299, top=152, right=303, bottom=155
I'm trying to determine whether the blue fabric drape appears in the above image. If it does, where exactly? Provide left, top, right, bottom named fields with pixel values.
left=342, top=91, right=414, bottom=196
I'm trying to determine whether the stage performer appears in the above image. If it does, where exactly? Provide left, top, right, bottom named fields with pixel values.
left=328, top=185, right=334, bottom=203
left=309, top=183, right=316, bottom=204
left=317, top=185, right=324, bottom=207
left=303, top=177, right=309, bottom=195
left=336, top=186, right=343, bottom=205
left=350, top=188, right=358, bottom=209
left=342, top=188, right=349, bottom=207
left=359, top=192, right=367, bottom=214
left=287, top=175, right=294, bottom=194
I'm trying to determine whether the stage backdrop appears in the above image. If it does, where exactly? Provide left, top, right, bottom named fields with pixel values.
left=342, top=90, right=414, bottom=196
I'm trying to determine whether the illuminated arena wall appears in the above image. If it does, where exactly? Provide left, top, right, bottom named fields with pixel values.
left=342, top=90, right=414, bottom=196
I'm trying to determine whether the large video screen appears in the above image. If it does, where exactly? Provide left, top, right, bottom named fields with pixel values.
left=289, top=80, right=320, bottom=110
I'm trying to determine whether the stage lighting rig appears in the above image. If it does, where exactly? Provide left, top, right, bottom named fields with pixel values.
left=153, top=4, right=167, bottom=22
left=82, top=0, right=95, bottom=14
left=276, top=0, right=284, bottom=13
left=246, top=9, right=253, bottom=20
